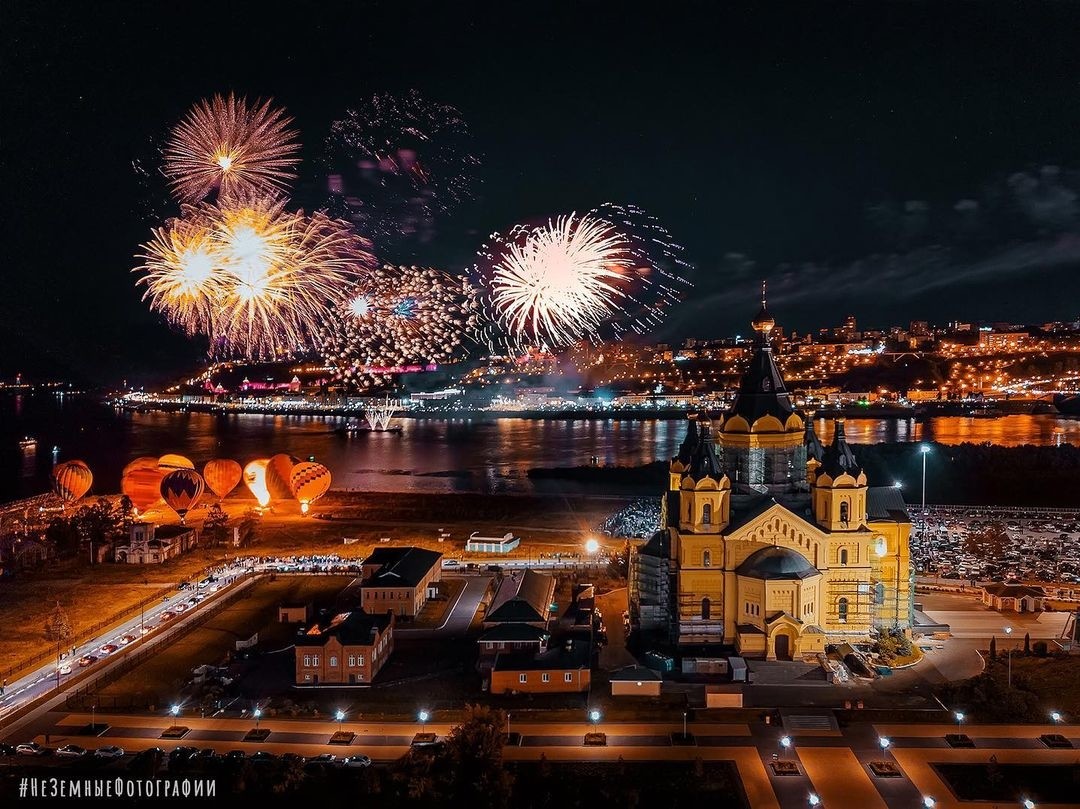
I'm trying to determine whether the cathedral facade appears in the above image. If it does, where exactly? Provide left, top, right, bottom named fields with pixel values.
left=630, top=295, right=913, bottom=660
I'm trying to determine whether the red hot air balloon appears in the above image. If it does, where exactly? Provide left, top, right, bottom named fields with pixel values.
left=158, top=453, right=195, bottom=472
left=289, top=462, right=332, bottom=515
left=266, top=453, right=299, bottom=502
left=203, top=459, right=242, bottom=501
left=122, top=466, right=164, bottom=513
left=160, top=469, right=205, bottom=524
left=122, top=456, right=159, bottom=477
left=52, top=461, right=93, bottom=505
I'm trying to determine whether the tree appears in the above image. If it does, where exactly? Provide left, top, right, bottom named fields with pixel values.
left=203, top=504, right=229, bottom=548
left=1023, top=632, right=1031, bottom=655
left=45, top=517, right=81, bottom=557
left=441, top=704, right=514, bottom=808
left=73, top=498, right=124, bottom=562
left=989, top=635, right=997, bottom=663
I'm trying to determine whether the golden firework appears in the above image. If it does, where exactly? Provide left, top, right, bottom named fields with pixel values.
left=163, top=93, right=301, bottom=204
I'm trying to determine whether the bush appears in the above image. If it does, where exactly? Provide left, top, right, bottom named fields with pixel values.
left=1032, top=641, right=1048, bottom=657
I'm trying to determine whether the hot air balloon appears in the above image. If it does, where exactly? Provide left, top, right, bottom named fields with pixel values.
left=122, top=456, right=159, bottom=477
left=121, top=466, right=164, bottom=513
left=158, top=453, right=195, bottom=471
left=160, top=468, right=204, bottom=524
left=52, top=460, right=92, bottom=505
left=289, top=462, right=332, bottom=515
left=203, top=459, right=242, bottom=501
left=266, top=453, right=300, bottom=502
left=243, top=459, right=271, bottom=508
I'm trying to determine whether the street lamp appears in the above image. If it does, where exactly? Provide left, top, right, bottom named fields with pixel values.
left=170, top=704, right=181, bottom=718
left=682, top=711, right=688, bottom=739
left=780, top=735, right=792, bottom=758
left=878, top=736, right=891, bottom=761
left=1003, top=626, right=1014, bottom=688
left=919, top=444, right=931, bottom=530
left=253, top=707, right=262, bottom=731
left=1050, top=711, right=1062, bottom=724
left=335, top=709, right=345, bottom=732
left=808, top=794, right=821, bottom=807
left=954, top=711, right=965, bottom=733
left=1022, top=800, right=1036, bottom=809
left=585, top=538, right=599, bottom=555
left=923, top=797, right=936, bottom=808
left=418, top=709, right=430, bottom=731
left=589, top=709, right=601, bottom=724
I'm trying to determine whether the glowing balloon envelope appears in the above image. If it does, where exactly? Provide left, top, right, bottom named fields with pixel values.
left=158, top=453, right=195, bottom=471
left=243, top=459, right=271, bottom=508
left=52, top=460, right=93, bottom=504
left=266, top=453, right=299, bottom=502
left=122, top=466, right=164, bottom=513
left=289, top=462, right=332, bottom=514
left=123, top=456, right=160, bottom=477
left=160, top=469, right=205, bottom=524
left=203, top=459, right=242, bottom=500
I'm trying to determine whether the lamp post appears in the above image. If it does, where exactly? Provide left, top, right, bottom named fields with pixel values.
left=1050, top=711, right=1062, bottom=724
left=589, top=708, right=601, bottom=728
left=808, top=794, right=821, bottom=807
left=923, top=797, right=936, bottom=808
left=683, top=711, right=688, bottom=739
left=919, top=444, right=931, bottom=531
left=506, top=711, right=511, bottom=741
left=170, top=704, right=180, bottom=719
left=1022, top=799, right=1036, bottom=809
left=780, top=735, right=792, bottom=759
left=336, top=709, right=345, bottom=733
left=954, top=711, right=964, bottom=733
left=878, top=736, right=891, bottom=765
left=1003, top=626, right=1014, bottom=689
left=418, top=709, right=429, bottom=732
left=253, top=707, right=262, bottom=731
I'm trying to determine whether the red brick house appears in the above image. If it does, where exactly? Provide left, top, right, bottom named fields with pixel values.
left=489, top=637, right=591, bottom=695
left=294, top=610, right=394, bottom=686
left=360, top=547, right=443, bottom=617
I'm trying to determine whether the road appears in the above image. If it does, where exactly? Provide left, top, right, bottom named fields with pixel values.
left=395, top=575, right=490, bottom=638
left=3, top=714, right=1078, bottom=808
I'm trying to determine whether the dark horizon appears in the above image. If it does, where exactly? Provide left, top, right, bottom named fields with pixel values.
left=5, top=1, right=1080, bottom=384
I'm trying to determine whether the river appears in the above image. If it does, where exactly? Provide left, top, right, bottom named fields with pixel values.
left=1, top=393, right=1077, bottom=501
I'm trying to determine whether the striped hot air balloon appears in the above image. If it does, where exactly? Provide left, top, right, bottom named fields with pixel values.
left=122, top=466, right=164, bottom=513
left=203, top=459, right=242, bottom=501
left=52, top=461, right=93, bottom=505
left=266, top=453, right=299, bottom=502
left=158, top=453, right=195, bottom=472
left=289, top=461, right=331, bottom=515
left=160, top=468, right=205, bottom=524
left=122, top=456, right=160, bottom=477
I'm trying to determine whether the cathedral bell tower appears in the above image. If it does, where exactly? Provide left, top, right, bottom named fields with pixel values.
left=812, top=418, right=868, bottom=531
left=675, top=418, right=731, bottom=534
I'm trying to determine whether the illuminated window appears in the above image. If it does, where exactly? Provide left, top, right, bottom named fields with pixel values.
left=703, top=549, right=711, bottom=568
left=542, top=673, right=550, bottom=683
left=838, top=597, right=849, bottom=623
left=702, top=503, right=712, bottom=525
left=564, top=673, right=573, bottom=682
left=329, top=656, right=338, bottom=667
left=519, top=674, right=527, bottom=684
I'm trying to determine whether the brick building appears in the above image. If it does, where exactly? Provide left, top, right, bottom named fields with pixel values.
left=489, top=637, right=591, bottom=694
left=483, top=569, right=556, bottom=629
left=360, top=547, right=442, bottom=617
left=294, top=610, right=394, bottom=686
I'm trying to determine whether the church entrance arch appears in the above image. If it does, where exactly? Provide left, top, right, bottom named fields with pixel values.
left=774, top=632, right=792, bottom=661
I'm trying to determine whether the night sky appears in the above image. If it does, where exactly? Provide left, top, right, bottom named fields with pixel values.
left=5, top=1, right=1080, bottom=384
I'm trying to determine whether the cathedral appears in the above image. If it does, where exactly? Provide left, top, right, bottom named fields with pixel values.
left=630, top=292, right=913, bottom=660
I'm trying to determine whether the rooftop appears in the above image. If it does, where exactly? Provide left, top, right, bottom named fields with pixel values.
left=736, top=546, right=819, bottom=580
left=361, top=547, right=443, bottom=588
left=295, top=610, right=393, bottom=648
left=492, top=639, right=590, bottom=672
left=486, top=569, right=556, bottom=623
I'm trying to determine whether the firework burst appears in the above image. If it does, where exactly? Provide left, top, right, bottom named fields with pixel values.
left=477, top=204, right=691, bottom=351
left=322, top=90, right=480, bottom=250
left=319, top=264, right=482, bottom=386
left=135, top=196, right=374, bottom=359
left=163, top=93, right=302, bottom=204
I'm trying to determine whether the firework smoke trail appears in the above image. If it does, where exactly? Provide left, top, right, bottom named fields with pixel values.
left=135, top=196, right=374, bottom=359
left=322, top=90, right=480, bottom=248
left=163, top=93, right=302, bottom=204
left=477, top=204, right=692, bottom=351
left=319, top=265, right=482, bottom=387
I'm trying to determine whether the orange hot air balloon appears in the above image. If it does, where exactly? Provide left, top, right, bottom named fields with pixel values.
left=122, top=466, right=164, bottom=513
left=289, top=462, right=331, bottom=515
left=160, top=469, right=205, bottom=524
left=203, top=459, right=242, bottom=500
left=52, top=460, right=93, bottom=504
left=243, top=459, right=271, bottom=508
left=266, top=453, right=299, bottom=502
left=158, top=453, right=195, bottom=471
left=123, top=456, right=159, bottom=477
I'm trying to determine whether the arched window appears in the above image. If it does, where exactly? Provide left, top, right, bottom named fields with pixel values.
left=701, top=597, right=711, bottom=620
left=839, top=548, right=848, bottom=566
left=839, top=501, right=850, bottom=524
left=837, top=597, right=849, bottom=623
left=702, top=548, right=711, bottom=568
left=702, top=503, right=712, bottom=525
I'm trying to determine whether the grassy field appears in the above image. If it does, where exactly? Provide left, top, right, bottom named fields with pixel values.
left=93, top=576, right=354, bottom=706
left=0, top=490, right=631, bottom=677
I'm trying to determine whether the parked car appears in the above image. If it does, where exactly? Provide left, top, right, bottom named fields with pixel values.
left=340, top=755, right=372, bottom=768
left=77, top=655, right=98, bottom=667
left=306, top=753, right=337, bottom=764
left=0, top=743, right=17, bottom=756
left=119, top=634, right=137, bottom=645
left=57, top=663, right=72, bottom=675
left=174, top=604, right=188, bottom=613
left=99, top=644, right=119, bottom=655
left=225, top=750, right=246, bottom=761
left=94, top=746, right=125, bottom=760
left=250, top=751, right=278, bottom=763
left=441, top=559, right=459, bottom=568
left=159, top=611, right=176, bottom=622
left=17, top=742, right=50, bottom=756
left=56, top=744, right=89, bottom=759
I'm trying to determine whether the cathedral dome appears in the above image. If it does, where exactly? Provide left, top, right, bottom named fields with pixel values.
left=736, top=546, right=818, bottom=580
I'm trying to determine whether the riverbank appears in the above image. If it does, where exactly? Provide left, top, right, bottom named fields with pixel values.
left=530, top=441, right=1080, bottom=507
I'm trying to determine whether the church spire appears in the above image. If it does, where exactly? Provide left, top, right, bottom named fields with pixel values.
left=751, top=280, right=775, bottom=342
